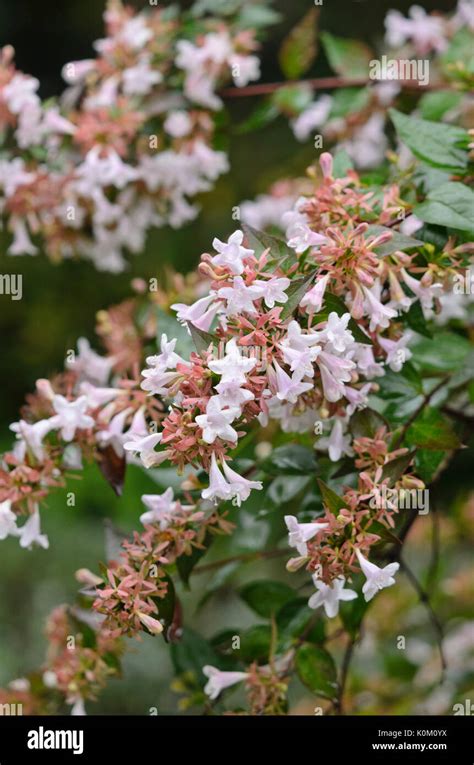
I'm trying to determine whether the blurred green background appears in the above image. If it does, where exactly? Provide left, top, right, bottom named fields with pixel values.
left=1, top=0, right=471, bottom=716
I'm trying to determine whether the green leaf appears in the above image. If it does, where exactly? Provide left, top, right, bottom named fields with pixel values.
left=237, top=5, right=282, bottom=29
left=156, top=306, right=194, bottom=358
left=261, top=443, right=317, bottom=475
left=322, top=292, right=371, bottom=344
left=237, top=99, right=279, bottom=134
left=188, top=323, right=217, bottom=355
left=415, top=449, right=446, bottom=483
left=321, top=32, right=373, bottom=78
left=340, top=595, right=369, bottom=638
left=280, top=270, right=317, bottom=321
left=364, top=224, right=424, bottom=256
left=156, top=574, right=176, bottom=642
left=406, top=408, right=460, bottom=451
left=317, top=478, right=346, bottom=515
left=350, top=407, right=388, bottom=439
left=404, top=300, right=433, bottom=338
left=267, top=474, right=310, bottom=505
left=332, top=149, right=354, bottom=178
left=414, top=183, right=474, bottom=236
left=411, top=332, right=471, bottom=373
left=389, top=109, right=469, bottom=173
left=242, top=223, right=289, bottom=259
left=279, top=8, right=319, bottom=80
left=419, top=90, right=462, bottom=121
left=239, top=625, right=272, bottom=663
left=272, top=83, right=314, bottom=116
left=441, top=28, right=474, bottom=80
left=170, top=628, right=219, bottom=686
left=329, top=87, right=370, bottom=119
left=176, top=531, right=213, bottom=588
left=239, top=580, right=294, bottom=618
left=381, top=450, right=416, bottom=487
left=276, top=598, right=325, bottom=651
left=295, top=643, right=338, bottom=700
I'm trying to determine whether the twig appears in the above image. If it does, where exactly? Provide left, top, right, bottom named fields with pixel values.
left=336, top=636, right=356, bottom=715
left=425, top=502, right=440, bottom=595
left=399, top=557, right=447, bottom=680
left=193, top=547, right=287, bottom=574
left=220, top=76, right=451, bottom=98
left=392, top=375, right=451, bottom=451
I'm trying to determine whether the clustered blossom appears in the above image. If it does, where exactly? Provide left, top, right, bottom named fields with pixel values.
left=0, top=3, right=263, bottom=270
left=290, top=2, right=471, bottom=169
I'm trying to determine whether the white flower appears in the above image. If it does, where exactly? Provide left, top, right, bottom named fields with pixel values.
left=363, top=283, right=398, bottom=331
left=252, top=277, right=290, bottom=308
left=3, top=74, right=39, bottom=114
left=140, top=488, right=178, bottom=529
left=70, top=697, right=87, bottom=716
left=208, top=338, right=256, bottom=384
left=146, top=334, right=185, bottom=371
left=221, top=461, right=262, bottom=507
left=203, top=666, right=248, bottom=700
left=49, top=395, right=94, bottom=441
left=210, top=230, right=254, bottom=275
left=215, top=379, right=254, bottom=412
left=279, top=324, right=321, bottom=377
left=0, top=500, right=19, bottom=541
left=355, top=548, right=400, bottom=602
left=378, top=333, right=413, bottom=372
left=201, top=453, right=233, bottom=503
left=141, top=367, right=180, bottom=396
left=230, top=54, right=260, bottom=87
left=291, top=96, right=333, bottom=141
left=273, top=362, right=313, bottom=404
left=163, top=111, right=192, bottom=138
left=401, top=269, right=443, bottom=319
left=316, top=418, right=354, bottom=462
left=78, top=382, right=121, bottom=408
left=124, top=431, right=162, bottom=467
left=195, top=396, right=240, bottom=444
left=319, top=312, right=354, bottom=354
left=66, top=337, right=113, bottom=384
left=285, top=515, right=328, bottom=556
left=171, top=295, right=218, bottom=332
left=300, top=274, right=330, bottom=313
left=10, top=418, right=53, bottom=461
left=118, top=16, right=154, bottom=50
left=8, top=218, right=38, bottom=256
left=122, top=56, right=162, bottom=95
left=19, top=508, right=49, bottom=550
left=283, top=200, right=328, bottom=253
left=385, top=6, right=446, bottom=54
left=218, top=276, right=262, bottom=316
left=317, top=351, right=354, bottom=403
left=308, top=576, right=357, bottom=618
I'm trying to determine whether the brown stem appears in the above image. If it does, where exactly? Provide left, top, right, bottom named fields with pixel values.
left=399, top=557, right=447, bottom=680
left=392, top=375, right=451, bottom=451
left=220, top=76, right=454, bottom=98
left=193, top=547, right=287, bottom=574
left=336, top=636, right=356, bottom=715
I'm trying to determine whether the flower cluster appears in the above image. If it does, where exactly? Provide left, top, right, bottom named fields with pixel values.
left=290, top=2, right=473, bottom=168
left=0, top=1, right=264, bottom=270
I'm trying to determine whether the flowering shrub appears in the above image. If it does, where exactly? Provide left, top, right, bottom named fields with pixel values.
left=0, top=1, right=473, bottom=717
